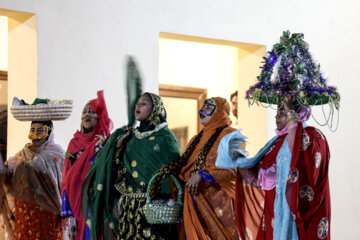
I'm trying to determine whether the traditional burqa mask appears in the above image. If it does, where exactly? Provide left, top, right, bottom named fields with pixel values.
left=28, top=123, right=50, bottom=140
left=199, top=99, right=216, bottom=117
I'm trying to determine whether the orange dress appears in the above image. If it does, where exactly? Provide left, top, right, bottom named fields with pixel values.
left=179, top=97, right=240, bottom=240
left=13, top=198, right=62, bottom=240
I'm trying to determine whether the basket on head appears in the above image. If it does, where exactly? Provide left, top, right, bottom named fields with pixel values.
left=143, top=171, right=183, bottom=224
left=10, top=98, right=73, bottom=121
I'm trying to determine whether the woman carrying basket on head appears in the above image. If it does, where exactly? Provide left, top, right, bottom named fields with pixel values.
left=0, top=97, right=72, bottom=240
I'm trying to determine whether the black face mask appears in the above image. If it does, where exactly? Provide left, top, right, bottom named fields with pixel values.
left=199, top=101, right=216, bottom=118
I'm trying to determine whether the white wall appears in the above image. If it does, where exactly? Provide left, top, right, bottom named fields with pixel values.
left=0, top=0, right=359, bottom=238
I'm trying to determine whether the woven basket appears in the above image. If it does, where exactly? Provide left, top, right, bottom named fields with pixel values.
left=10, top=103, right=73, bottom=121
left=143, top=171, right=183, bottom=224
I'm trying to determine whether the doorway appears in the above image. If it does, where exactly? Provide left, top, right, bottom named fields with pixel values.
left=158, top=32, right=268, bottom=156
left=159, top=84, right=207, bottom=153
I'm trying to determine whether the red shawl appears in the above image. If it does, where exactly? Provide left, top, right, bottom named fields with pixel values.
left=237, top=123, right=331, bottom=240
left=61, top=90, right=113, bottom=240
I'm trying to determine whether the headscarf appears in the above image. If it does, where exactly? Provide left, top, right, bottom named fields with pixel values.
left=7, top=131, right=64, bottom=214
left=137, top=92, right=167, bottom=133
left=61, top=90, right=113, bottom=240
left=275, top=105, right=311, bottom=136
left=201, top=97, right=231, bottom=132
left=180, top=96, right=232, bottom=181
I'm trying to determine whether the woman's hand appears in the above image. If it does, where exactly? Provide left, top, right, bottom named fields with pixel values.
left=95, top=131, right=107, bottom=146
left=282, top=95, right=295, bottom=113
left=228, top=137, right=245, bottom=160
left=186, top=173, right=202, bottom=195
left=64, top=216, right=76, bottom=239
left=154, top=165, right=166, bottom=176
left=115, top=130, right=131, bottom=148
left=230, top=151, right=245, bottom=159
left=154, top=164, right=175, bottom=176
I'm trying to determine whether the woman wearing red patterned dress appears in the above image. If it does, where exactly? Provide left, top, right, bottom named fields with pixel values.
left=217, top=97, right=331, bottom=240
left=217, top=31, right=336, bottom=240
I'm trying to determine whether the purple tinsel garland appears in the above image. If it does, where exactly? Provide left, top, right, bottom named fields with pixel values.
left=245, top=31, right=339, bottom=105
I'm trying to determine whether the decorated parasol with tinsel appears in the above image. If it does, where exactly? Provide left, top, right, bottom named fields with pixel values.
left=246, top=30, right=340, bottom=130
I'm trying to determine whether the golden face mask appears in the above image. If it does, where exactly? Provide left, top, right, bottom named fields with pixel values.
left=28, top=124, right=49, bottom=140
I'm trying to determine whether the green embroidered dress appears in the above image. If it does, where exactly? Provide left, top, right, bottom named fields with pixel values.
left=81, top=93, right=180, bottom=240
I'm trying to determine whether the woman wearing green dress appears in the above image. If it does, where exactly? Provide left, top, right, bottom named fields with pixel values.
left=81, top=92, right=181, bottom=240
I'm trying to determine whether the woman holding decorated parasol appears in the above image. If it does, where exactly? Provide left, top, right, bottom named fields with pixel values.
left=216, top=31, right=339, bottom=240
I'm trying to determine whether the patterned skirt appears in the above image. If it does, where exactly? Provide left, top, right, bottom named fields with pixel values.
left=116, top=173, right=178, bottom=240
left=13, top=198, right=62, bottom=240
left=118, top=195, right=178, bottom=240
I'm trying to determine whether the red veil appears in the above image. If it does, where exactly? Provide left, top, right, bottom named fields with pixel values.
left=61, top=90, right=113, bottom=239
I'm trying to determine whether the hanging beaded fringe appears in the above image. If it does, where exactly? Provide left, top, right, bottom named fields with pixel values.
left=248, top=95, right=340, bottom=132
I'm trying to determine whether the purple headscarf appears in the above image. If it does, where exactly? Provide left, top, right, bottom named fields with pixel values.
left=275, top=106, right=311, bottom=136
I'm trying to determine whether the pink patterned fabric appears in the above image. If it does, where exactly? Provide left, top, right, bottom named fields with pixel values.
left=275, top=125, right=289, bottom=136
left=296, top=106, right=311, bottom=122
left=266, top=106, right=311, bottom=189
left=256, top=164, right=277, bottom=190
